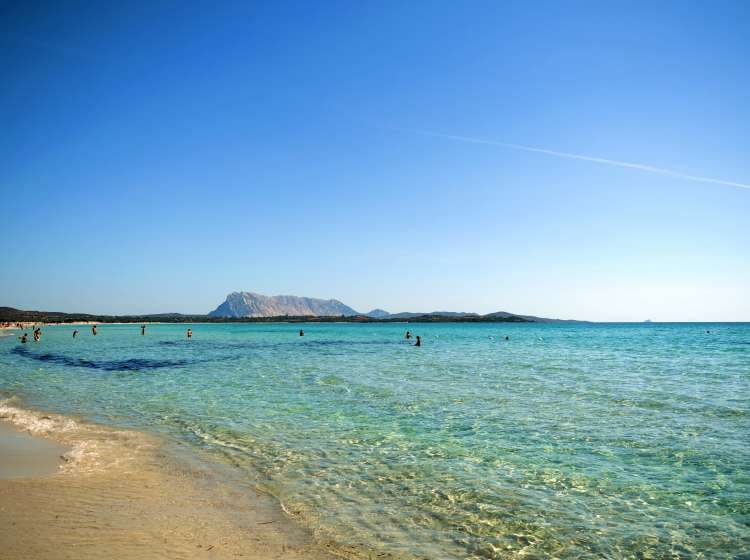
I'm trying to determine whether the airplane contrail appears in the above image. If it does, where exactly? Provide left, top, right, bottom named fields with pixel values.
left=386, top=127, right=750, bottom=191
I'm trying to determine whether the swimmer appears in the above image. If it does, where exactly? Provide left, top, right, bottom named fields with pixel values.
left=92, top=324, right=97, bottom=336
left=19, top=333, right=28, bottom=343
left=299, top=329, right=304, bottom=336
left=505, top=336, right=509, bottom=341
left=405, top=331, right=412, bottom=340
left=414, top=335, right=421, bottom=347
left=72, top=330, right=79, bottom=338
left=187, top=328, right=193, bottom=339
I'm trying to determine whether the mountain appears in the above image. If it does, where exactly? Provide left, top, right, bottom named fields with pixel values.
left=483, top=311, right=581, bottom=323
left=366, top=309, right=390, bottom=318
left=1, top=301, right=585, bottom=324
left=364, top=309, right=581, bottom=322
left=208, top=292, right=358, bottom=318
left=381, top=311, right=478, bottom=319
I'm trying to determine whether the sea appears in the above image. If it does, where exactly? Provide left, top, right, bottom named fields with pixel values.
left=1, top=322, right=748, bottom=558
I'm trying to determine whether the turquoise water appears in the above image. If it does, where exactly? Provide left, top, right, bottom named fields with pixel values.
left=1, top=322, right=748, bottom=558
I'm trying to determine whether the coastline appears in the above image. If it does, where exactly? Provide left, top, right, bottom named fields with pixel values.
left=0, top=421, right=68, bottom=479
left=0, top=397, right=342, bottom=560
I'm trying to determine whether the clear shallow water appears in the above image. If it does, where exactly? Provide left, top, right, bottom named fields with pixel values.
left=1, top=322, right=748, bottom=558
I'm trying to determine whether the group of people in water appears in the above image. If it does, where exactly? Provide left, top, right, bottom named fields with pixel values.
left=19, top=324, right=193, bottom=342
left=404, top=330, right=421, bottom=346
left=18, top=327, right=44, bottom=343
left=18, top=325, right=423, bottom=346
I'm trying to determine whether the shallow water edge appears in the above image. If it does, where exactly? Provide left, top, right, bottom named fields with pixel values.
left=0, top=395, right=355, bottom=560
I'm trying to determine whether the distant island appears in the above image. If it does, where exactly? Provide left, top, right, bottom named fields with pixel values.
left=208, top=292, right=579, bottom=322
left=1, top=291, right=584, bottom=324
left=209, top=292, right=358, bottom=318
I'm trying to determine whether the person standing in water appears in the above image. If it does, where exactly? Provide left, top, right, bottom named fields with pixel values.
left=141, top=324, right=146, bottom=336
left=299, top=329, right=304, bottom=336
left=414, top=335, right=421, bottom=347
left=405, top=330, right=412, bottom=340
left=19, top=333, right=28, bottom=343
left=33, top=327, right=41, bottom=342
left=92, top=324, right=97, bottom=336
left=73, top=330, right=79, bottom=338
left=187, top=328, right=192, bottom=339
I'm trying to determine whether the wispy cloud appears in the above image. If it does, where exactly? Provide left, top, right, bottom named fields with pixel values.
left=386, top=127, right=750, bottom=191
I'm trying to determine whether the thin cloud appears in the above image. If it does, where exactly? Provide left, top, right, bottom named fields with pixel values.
left=387, top=127, right=750, bottom=192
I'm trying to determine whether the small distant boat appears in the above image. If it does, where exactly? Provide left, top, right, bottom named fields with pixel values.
left=644, top=319, right=652, bottom=323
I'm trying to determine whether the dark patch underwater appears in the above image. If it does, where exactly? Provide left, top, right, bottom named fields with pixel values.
left=11, top=346, right=192, bottom=371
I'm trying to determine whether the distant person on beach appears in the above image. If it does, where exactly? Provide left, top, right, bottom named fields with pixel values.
left=19, top=333, right=28, bottom=343
left=414, top=335, right=421, bottom=347
left=92, top=324, right=97, bottom=336
left=299, top=329, right=304, bottom=336
left=405, top=331, right=412, bottom=340
left=141, top=324, right=146, bottom=336
left=187, top=328, right=192, bottom=338
left=73, top=330, right=79, bottom=338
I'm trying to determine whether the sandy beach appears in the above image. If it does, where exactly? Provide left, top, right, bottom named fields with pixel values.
left=0, top=401, right=339, bottom=560
left=0, top=422, right=68, bottom=479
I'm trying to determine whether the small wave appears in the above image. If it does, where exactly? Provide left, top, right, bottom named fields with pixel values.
left=0, top=396, right=155, bottom=474
left=0, top=395, right=80, bottom=436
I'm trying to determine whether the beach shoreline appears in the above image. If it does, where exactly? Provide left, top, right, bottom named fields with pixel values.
left=0, top=397, right=343, bottom=560
left=0, top=421, right=69, bottom=479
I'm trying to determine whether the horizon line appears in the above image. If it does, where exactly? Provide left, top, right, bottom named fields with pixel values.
left=3, top=303, right=749, bottom=324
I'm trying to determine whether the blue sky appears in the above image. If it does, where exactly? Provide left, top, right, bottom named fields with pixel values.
left=1, top=1, right=748, bottom=321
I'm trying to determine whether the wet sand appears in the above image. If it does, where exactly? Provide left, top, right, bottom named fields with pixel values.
left=0, top=422, right=68, bottom=479
left=0, top=401, right=340, bottom=560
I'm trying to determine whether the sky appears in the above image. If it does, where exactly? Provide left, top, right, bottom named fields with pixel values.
left=1, top=1, right=748, bottom=321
